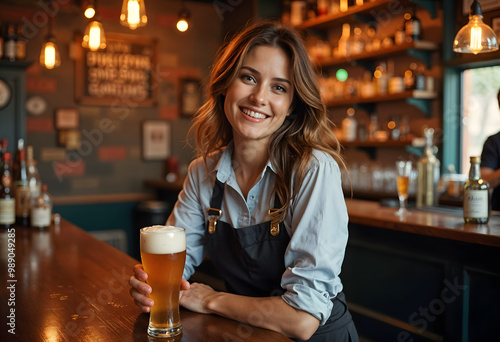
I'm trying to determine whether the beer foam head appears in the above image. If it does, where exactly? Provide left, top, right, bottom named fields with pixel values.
left=140, top=225, right=186, bottom=254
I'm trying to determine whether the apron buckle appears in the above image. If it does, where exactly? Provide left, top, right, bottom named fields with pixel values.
left=207, top=208, right=222, bottom=234
left=268, top=209, right=280, bottom=236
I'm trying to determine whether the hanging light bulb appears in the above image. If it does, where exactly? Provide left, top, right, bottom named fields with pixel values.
left=453, top=0, right=499, bottom=54
left=84, top=0, right=96, bottom=19
left=176, top=7, right=190, bottom=32
left=40, top=38, right=61, bottom=69
left=120, top=0, right=147, bottom=30
left=40, top=12, right=60, bottom=69
left=82, top=19, right=106, bottom=51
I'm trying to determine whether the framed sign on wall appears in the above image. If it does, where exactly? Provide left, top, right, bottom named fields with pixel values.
left=142, top=120, right=171, bottom=161
left=75, top=32, right=158, bottom=106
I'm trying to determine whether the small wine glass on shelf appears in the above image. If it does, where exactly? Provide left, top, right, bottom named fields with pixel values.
left=396, top=160, right=412, bottom=217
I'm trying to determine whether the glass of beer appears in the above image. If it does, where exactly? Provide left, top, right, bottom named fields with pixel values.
left=396, top=161, right=412, bottom=216
left=140, top=225, right=186, bottom=338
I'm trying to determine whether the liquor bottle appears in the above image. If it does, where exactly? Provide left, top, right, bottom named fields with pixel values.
left=15, top=23, right=26, bottom=61
left=464, top=156, right=490, bottom=224
left=373, top=62, right=388, bottom=95
left=306, top=0, right=317, bottom=19
left=13, top=142, right=29, bottom=226
left=416, top=128, right=440, bottom=207
left=404, top=62, right=417, bottom=90
left=26, top=146, right=42, bottom=200
left=0, top=21, right=4, bottom=59
left=367, top=113, right=378, bottom=140
left=281, top=0, right=291, bottom=24
left=31, top=184, right=52, bottom=229
left=317, top=0, right=329, bottom=16
left=290, top=0, right=306, bottom=26
left=338, top=23, right=350, bottom=57
left=0, top=153, right=15, bottom=228
left=0, top=138, right=7, bottom=160
left=12, top=139, right=24, bottom=178
left=404, top=7, right=421, bottom=42
left=339, top=0, right=348, bottom=12
left=4, top=22, right=16, bottom=62
left=414, top=65, right=426, bottom=91
left=330, top=0, right=340, bottom=15
left=342, top=107, right=357, bottom=142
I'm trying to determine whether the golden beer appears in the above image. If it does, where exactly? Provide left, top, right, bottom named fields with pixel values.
left=396, top=176, right=410, bottom=198
left=140, top=226, right=186, bottom=338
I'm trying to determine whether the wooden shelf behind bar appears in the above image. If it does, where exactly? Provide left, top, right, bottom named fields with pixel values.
left=325, top=89, right=437, bottom=107
left=314, top=41, right=438, bottom=68
left=297, top=0, right=436, bottom=30
left=340, top=138, right=414, bottom=148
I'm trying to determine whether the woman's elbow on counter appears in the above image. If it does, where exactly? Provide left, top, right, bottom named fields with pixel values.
left=284, top=313, right=320, bottom=341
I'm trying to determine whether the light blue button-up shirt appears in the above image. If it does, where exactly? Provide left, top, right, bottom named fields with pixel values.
left=167, top=142, right=349, bottom=325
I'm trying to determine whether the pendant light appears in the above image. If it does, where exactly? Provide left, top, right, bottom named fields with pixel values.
left=82, top=19, right=106, bottom=51
left=120, top=0, right=148, bottom=30
left=84, top=0, right=96, bottom=19
left=40, top=9, right=61, bottom=69
left=176, top=5, right=190, bottom=32
left=82, top=0, right=106, bottom=52
left=453, top=0, right=499, bottom=54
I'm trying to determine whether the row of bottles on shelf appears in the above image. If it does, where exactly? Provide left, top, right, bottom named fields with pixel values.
left=320, top=60, right=434, bottom=103
left=338, top=109, right=411, bottom=142
left=341, top=127, right=438, bottom=194
left=0, top=21, right=27, bottom=62
left=340, top=123, right=490, bottom=224
left=309, top=10, right=421, bottom=61
left=284, top=0, right=381, bottom=26
left=0, top=139, right=53, bottom=229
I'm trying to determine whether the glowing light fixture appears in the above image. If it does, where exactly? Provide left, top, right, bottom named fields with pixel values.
left=84, top=0, right=95, bottom=19
left=82, top=19, right=106, bottom=51
left=120, top=0, right=147, bottom=30
left=453, top=0, right=498, bottom=55
left=40, top=12, right=60, bottom=69
left=176, top=7, right=190, bottom=32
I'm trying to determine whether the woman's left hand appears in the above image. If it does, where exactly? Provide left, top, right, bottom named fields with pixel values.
left=180, top=282, right=219, bottom=314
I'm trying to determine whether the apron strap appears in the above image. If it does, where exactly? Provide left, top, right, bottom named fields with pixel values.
left=207, top=178, right=282, bottom=235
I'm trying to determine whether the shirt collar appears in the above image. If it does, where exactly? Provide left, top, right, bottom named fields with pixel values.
left=213, top=141, right=276, bottom=183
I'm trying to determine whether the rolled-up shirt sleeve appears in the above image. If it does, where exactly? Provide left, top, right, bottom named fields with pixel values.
left=281, top=152, right=348, bottom=326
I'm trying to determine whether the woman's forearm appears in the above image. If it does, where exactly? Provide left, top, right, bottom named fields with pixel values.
left=205, top=292, right=319, bottom=340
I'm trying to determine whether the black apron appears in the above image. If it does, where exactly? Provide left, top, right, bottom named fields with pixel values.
left=205, top=179, right=360, bottom=342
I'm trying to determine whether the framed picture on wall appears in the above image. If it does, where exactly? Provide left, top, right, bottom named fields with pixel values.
left=179, top=78, right=202, bottom=116
left=55, top=108, right=79, bottom=129
left=142, top=120, right=171, bottom=161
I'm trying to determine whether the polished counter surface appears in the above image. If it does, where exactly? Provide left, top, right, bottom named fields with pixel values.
left=0, top=220, right=292, bottom=342
left=346, top=199, right=500, bottom=248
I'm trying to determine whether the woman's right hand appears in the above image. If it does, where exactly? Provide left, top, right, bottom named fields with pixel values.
left=129, top=264, right=154, bottom=313
left=129, top=264, right=192, bottom=312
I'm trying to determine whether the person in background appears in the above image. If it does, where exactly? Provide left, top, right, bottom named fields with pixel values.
left=129, top=21, right=359, bottom=341
left=480, top=89, right=500, bottom=210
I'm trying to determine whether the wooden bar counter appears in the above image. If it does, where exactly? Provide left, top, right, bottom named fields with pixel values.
left=0, top=219, right=292, bottom=342
left=342, top=199, right=500, bottom=341
left=345, top=199, right=500, bottom=248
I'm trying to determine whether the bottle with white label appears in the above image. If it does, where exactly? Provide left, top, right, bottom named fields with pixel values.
left=30, top=184, right=52, bottom=229
left=463, top=156, right=490, bottom=224
left=0, top=153, right=15, bottom=228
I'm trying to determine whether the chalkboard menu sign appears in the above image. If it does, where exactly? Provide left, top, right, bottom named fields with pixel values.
left=75, top=32, right=157, bottom=106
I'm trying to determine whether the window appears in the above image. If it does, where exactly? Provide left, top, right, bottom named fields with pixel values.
left=461, top=65, right=500, bottom=173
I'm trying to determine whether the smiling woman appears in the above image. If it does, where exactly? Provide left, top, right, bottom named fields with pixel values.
left=129, top=21, right=359, bottom=342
